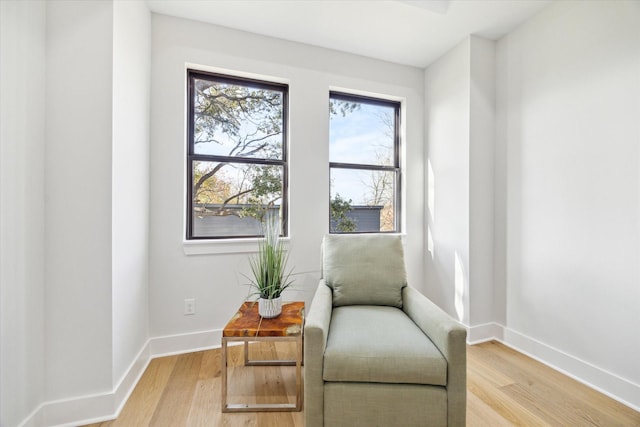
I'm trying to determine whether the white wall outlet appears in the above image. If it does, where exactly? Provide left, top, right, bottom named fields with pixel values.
left=184, top=298, right=196, bottom=315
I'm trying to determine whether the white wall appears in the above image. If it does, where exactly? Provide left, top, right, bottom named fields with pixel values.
left=424, top=38, right=471, bottom=322
left=0, top=2, right=46, bottom=426
left=149, top=14, right=425, bottom=346
left=469, top=37, right=496, bottom=328
left=496, top=0, right=640, bottom=408
left=36, top=1, right=152, bottom=424
left=424, top=35, right=495, bottom=332
left=45, top=0, right=114, bottom=402
left=112, top=0, right=151, bottom=390
left=426, top=2, right=639, bottom=407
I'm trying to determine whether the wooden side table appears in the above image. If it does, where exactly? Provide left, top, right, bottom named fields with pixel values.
left=221, top=301, right=304, bottom=412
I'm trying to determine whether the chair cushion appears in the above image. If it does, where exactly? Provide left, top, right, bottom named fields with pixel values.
left=323, top=305, right=448, bottom=386
left=323, top=234, right=406, bottom=308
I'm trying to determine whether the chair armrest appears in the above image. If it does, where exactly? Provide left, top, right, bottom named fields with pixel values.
left=403, top=286, right=467, bottom=427
left=304, top=279, right=333, bottom=427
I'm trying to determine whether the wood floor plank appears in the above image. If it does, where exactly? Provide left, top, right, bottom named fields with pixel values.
left=83, top=355, right=179, bottom=427
left=185, top=378, right=217, bottom=427
left=471, top=342, right=640, bottom=427
left=467, top=344, right=516, bottom=388
left=502, top=382, right=600, bottom=427
left=466, top=391, right=517, bottom=427
left=467, top=362, right=546, bottom=426
left=199, top=346, right=220, bottom=380
left=82, top=340, right=639, bottom=427
left=149, top=351, right=203, bottom=427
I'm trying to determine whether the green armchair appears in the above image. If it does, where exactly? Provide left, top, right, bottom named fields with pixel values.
left=304, top=234, right=467, bottom=427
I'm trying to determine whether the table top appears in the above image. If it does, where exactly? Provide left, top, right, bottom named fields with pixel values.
left=223, top=301, right=305, bottom=338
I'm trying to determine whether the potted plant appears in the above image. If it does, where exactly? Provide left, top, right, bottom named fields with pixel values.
left=247, top=217, right=294, bottom=318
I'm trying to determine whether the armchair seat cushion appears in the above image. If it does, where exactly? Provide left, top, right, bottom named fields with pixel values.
left=323, top=305, right=447, bottom=386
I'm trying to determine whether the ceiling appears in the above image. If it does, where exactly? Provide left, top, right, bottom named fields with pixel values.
left=147, top=0, right=553, bottom=68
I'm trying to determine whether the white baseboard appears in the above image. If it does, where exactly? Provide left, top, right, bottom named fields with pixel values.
left=19, top=324, right=640, bottom=426
left=19, top=341, right=153, bottom=427
left=18, top=328, right=227, bottom=427
left=467, top=322, right=503, bottom=344
left=467, top=322, right=640, bottom=412
left=500, top=326, right=640, bottom=412
left=150, top=328, right=222, bottom=357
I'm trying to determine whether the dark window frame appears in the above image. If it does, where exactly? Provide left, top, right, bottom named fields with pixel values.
left=186, top=69, right=289, bottom=240
left=329, top=91, right=402, bottom=234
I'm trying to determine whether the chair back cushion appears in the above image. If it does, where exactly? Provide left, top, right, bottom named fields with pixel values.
left=322, top=234, right=407, bottom=307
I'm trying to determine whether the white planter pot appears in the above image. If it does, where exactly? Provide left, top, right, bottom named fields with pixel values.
left=258, top=296, right=282, bottom=318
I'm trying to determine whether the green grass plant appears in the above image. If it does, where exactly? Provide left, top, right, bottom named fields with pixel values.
left=247, top=217, right=294, bottom=300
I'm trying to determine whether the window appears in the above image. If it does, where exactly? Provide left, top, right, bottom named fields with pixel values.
left=329, top=92, right=401, bottom=233
left=187, top=70, right=288, bottom=239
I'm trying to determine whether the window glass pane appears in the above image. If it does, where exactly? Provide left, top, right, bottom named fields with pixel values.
left=329, top=100, right=395, bottom=166
left=187, top=71, right=288, bottom=240
left=193, top=78, right=284, bottom=160
left=192, top=161, right=283, bottom=238
left=330, top=168, right=396, bottom=233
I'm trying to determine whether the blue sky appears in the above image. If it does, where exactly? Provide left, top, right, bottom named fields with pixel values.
left=329, top=102, right=395, bottom=204
left=329, top=102, right=394, bottom=165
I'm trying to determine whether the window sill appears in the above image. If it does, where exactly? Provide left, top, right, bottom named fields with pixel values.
left=183, top=237, right=290, bottom=256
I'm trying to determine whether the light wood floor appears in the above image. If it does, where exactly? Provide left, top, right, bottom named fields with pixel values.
left=84, top=341, right=640, bottom=427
